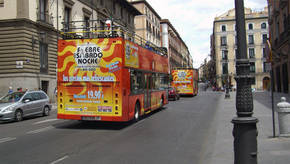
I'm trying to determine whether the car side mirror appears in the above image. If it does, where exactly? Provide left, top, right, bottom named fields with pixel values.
left=23, top=99, right=30, bottom=103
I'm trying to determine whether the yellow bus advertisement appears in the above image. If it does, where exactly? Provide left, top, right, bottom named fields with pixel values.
left=171, top=68, right=198, bottom=96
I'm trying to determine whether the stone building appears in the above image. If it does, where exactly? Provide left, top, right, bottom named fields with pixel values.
left=128, top=0, right=192, bottom=70
left=161, top=19, right=191, bottom=71
left=128, top=0, right=161, bottom=47
left=267, top=0, right=290, bottom=93
left=212, top=7, right=270, bottom=90
left=0, top=0, right=139, bottom=100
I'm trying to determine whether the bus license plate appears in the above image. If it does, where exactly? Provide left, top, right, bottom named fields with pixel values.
left=81, top=116, right=101, bottom=121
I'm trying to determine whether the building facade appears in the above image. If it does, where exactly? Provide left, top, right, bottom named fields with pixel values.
left=129, top=0, right=192, bottom=71
left=268, top=0, right=290, bottom=93
left=128, top=0, right=161, bottom=47
left=161, top=19, right=192, bottom=71
left=213, top=7, right=270, bottom=90
left=0, top=0, right=139, bottom=100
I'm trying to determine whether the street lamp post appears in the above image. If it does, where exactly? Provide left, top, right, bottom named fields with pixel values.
left=225, top=73, right=230, bottom=98
left=232, top=0, right=258, bottom=164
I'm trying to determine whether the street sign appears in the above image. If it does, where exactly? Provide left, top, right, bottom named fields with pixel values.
left=16, top=61, right=23, bottom=68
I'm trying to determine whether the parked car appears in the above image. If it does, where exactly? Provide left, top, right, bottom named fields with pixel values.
left=168, top=87, right=180, bottom=101
left=0, top=90, right=51, bottom=122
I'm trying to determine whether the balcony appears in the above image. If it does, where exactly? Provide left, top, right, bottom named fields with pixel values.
left=37, top=11, right=53, bottom=26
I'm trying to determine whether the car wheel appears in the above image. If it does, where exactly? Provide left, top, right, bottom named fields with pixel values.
left=43, top=106, right=50, bottom=116
left=15, top=110, right=23, bottom=122
left=134, top=103, right=140, bottom=122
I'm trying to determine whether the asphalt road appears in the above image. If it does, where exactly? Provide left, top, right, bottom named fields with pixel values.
left=0, top=91, right=222, bottom=164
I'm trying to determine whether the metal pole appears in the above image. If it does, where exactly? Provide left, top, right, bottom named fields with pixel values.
left=271, top=68, right=276, bottom=137
left=225, top=73, right=230, bottom=98
left=232, top=0, right=258, bottom=164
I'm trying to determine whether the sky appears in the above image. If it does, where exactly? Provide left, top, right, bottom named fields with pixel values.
left=146, top=0, right=268, bottom=68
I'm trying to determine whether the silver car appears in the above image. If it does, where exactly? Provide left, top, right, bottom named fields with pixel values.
left=0, top=91, right=52, bottom=122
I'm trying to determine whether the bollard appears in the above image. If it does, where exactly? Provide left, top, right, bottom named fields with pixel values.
left=276, top=97, right=290, bottom=136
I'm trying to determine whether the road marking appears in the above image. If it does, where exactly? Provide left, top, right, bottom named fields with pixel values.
left=0, top=137, right=16, bottom=144
left=33, top=119, right=59, bottom=125
left=26, top=126, right=54, bottom=134
left=50, top=155, right=69, bottom=164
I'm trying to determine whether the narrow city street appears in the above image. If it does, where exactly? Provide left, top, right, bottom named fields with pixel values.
left=0, top=90, right=221, bottom=164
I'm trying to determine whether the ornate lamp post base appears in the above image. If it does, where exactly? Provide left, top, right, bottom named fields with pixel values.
left=232, top=117, right=258, bottom=164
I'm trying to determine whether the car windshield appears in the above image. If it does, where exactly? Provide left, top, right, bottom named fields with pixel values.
left=0, top=92, right=25, bottom=103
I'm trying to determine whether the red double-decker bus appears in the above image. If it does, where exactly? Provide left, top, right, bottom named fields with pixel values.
left=57, top=22, right=169, bottom=122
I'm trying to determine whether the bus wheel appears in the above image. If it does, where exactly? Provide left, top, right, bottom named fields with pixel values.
left=134, top=103, right=140, bottom=122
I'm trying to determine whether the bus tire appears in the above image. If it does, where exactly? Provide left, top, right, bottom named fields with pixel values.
left=134, top=102, right=140, bottom=122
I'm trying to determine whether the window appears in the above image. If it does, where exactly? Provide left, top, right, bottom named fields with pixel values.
left=23, top=94, right=33, bottom=101
left=263, top=48, right=266, bottom=58
left=250, top=62, right=255, bottom=73
left=32, top=93, right=41, bottom=101
left=220, top=36, right=227, bottom=46
left=0, top=0, right=4, bottom=7
left=222, top=50, right=228, bottom=60
left=261, top=22, right=267, bottom=29
left=235, top=49, right=238, bottom=59
left=262, top=34, right=268, bottom=44
left=39, top=92, right=48, bottom=99
left=130, top=70, right=144, bottom=93
left=248, top=23, right=253, bottom=30
left=39, top=41, right=48, bottom=73
left=100, top=0, right=103, bottom=6
left=64, top=7, right=71, bottom=32
left=249, top=48, right=255, bottom=58
left=221, top=25, right=226, bottom=32
left=39, top=0, right=47, bottom=21
left=222, top=63, right=228, bottom=74
left=248, top=35, right=254, bottom=45
left=263, top=62, right=267, bottom=72
left=84, top=16, right=90, bottom=38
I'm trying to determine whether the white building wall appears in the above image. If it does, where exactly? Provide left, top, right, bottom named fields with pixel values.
left=0, top=0, right=17, bottom=19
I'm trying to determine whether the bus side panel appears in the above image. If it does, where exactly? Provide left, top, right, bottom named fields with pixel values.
left=150, top=91, right=167, bottom=111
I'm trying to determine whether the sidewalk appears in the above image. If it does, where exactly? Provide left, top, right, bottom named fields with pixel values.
left=208, top=91, right=290, bottom=164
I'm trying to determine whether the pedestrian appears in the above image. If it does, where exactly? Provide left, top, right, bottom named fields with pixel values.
left=8, top=86, right=13, bottom=94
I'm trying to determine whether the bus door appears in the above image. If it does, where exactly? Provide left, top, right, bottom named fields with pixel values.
left=144, top=73, right=151, bottom=109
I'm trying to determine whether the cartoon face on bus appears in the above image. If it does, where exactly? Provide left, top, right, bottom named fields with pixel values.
left=177, top=71, right=187, bottom=80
